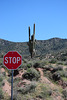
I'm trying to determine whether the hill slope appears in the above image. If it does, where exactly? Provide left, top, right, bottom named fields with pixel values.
left=0, top=38, right=67, bottom=100
left=0, top=38, right=67, bottom=58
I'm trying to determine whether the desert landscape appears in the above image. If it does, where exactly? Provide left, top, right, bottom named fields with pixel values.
left=0, top=38, right=67, bottom=100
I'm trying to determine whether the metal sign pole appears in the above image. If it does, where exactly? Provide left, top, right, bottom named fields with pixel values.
left=11, top=69, right=13, bottom=100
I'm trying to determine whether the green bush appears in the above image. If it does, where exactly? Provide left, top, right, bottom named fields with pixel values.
left=0, top=60, right=2, bottom=65
left=37, top=85, right=52, bottom=99
left=65, top=67, right=67, bottom=71
left=0, top=54, right=3, bottom=58
left=20, top=63, right=32, bottom=70
left=12, top=91, right=18, bottom=100
left=33, top=61, right=47, bottom=69
left=49, top=59, right=57, bottom=64
left=0, top=77, right=3, bottom=82
left=22, top=68, right=40, bottom=81
left=0, top=76, right=5, bottom=87
left=62, top=89, right=67, bottom=99
left=44, top=65, right=53, bottom=71
left=57, top=66, right=63, bottom=70
left=63, top=71, right=67, bottom=78
left=52, top=72, right=61, bottom=81
left=0, top=88, right=4, bottom=99
left=57, top=70, right=67, bottom=78
left=18, top=82, right=37, bottom=94
left=61, top=56, right=67, bottom=61
left=42, top=60, right=49, bottom=65
left=51, top=66, right=63, bottom=73
left=2, top=81, right=5, bottom=86
left=64, top=62, right=67, bottom=65
left=57, top=61, right=64, bottom=65
left=2, top=72, right=6, bottom=76
left=13, top=77, right=20, bottom=83
left=27, top=63, right=32, bottom=68
left=7, top=78, right=11, bottom=83
left=33, top=62, right=41, bottom=68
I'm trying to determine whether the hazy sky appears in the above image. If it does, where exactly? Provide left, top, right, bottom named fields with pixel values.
left=0, top=0, right=67, bottom=42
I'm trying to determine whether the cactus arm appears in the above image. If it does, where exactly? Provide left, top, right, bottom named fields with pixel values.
left=33, top=24, right=35, bottom=41
left=29, top=26, right=30, bottom=42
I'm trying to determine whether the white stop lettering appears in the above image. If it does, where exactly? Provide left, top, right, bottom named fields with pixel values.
left=5, top=57, right=21, bottom=64
left=12, top=57, right=16, bottom=64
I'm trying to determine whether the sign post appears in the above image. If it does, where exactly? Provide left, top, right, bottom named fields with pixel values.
left=3, top=51, right=22, bottom=100
left=11, top=70, right=13, bottom=100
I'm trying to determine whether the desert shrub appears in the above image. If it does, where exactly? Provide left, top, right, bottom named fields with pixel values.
left=49, top=59, right=57, bottom=64
left=0, top=88, right=4, bottom=99
left=27, top=63, right=32, bottom=68
left=20, top=63, right=26, bottom=70
left=63, top=72, right=67, bottom=78
left=53, top=67, right=58, bottom=72
left=62, top=89, right=67, bottom=99
left=44, top=65, right=53, bottom=71
left=27, top=68, right=40, bottom=79
left=0, top=77, right=3, bottom=82
left=52, top=72, right=61, bottom=81
left=1, top=81, right=5, bottom=86
left=2, top=72, right=6, bottom=76
left=12, top=91, right=18, bottom=100
left=20, top=62, right=32, bottom=70
left=22, top=68, right=40, bottom=81
left=0, top=82, right=2, bottom=87
left=0, top=60, right=2, bottom=65
left=13, top=96, right=17, bottom=100
left=57, top=61, right=64, bottom=65
left=18, top=82, right=36, bottom=94
left=0, top=76, right=4, bottom=87
left=61, top=57, right=67, bottom=61
left=13, top=77, right=20, bottom=83
left=0, top=54, right=3, bottom=58
left=42, top=60, right=49, bottom=65
left=33, top=62, right=41, bottom=68
left=65, top=67, right=67, bottom=71
left=34, top=61, right=47, bottom=69
left=12, top=95, right=21, bottom=100
left=64, top=62, right=67, bottom=65
left=44, top=65, right=64, bottom=81
left=57, top=66, right=63, bottom=70
left=7, top=78, right=11, bottom=83
left=62, top=77, right=67, bottom=82
left=37, top=85, right=52, bottom=99
left=57, top=70, right=67, bottom=78
left=14, top=70, right=19, bottom=76
left=39, top=90, right=52, bottom=99
left=43, top=70, right=52, bottom=79
left=23, top=59, right=28, bottom=63
left=8, top=70, right=15, bottom=77
left=10, top=94, right=17, bottom=100
left=51, top=66, right=63, bottom=73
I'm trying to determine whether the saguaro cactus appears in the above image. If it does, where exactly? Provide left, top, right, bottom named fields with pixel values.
left=28, top=24, right=36, bottom=58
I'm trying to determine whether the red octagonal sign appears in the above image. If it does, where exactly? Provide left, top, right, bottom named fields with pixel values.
left=3, top=51, right=22, bottom=70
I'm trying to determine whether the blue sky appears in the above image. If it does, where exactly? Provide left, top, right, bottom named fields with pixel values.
left=0, top=0, right=67, bottom=42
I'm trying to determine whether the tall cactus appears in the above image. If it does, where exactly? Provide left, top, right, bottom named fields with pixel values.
left=28, top=24, right=36, bottom=58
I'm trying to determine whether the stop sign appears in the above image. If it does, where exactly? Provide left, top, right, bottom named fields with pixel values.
left=3, top=51, right=22, bottom=70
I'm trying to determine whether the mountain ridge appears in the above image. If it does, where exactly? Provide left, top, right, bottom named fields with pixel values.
left=0, top=37, right=65, bottom=42
left=0, top=37, right=67, bottom=59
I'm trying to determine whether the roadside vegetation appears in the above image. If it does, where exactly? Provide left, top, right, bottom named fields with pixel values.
left=0, top=56, right=67, bottom=100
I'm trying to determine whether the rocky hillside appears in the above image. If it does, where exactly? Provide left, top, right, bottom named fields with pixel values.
left=0, top=38, right=67, bottom=100
left=0, top=58, right=67, bottom=100
left=0, top=38, right=67, bottom=59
